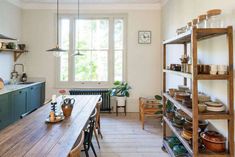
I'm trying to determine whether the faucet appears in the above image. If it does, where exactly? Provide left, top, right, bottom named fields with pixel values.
left=11, top=64, right=25, bottom=79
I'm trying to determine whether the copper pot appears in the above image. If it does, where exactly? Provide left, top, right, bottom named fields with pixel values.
left=200, top=131, right=226, bottom=152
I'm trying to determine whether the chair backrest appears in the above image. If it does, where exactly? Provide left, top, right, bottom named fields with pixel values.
left=84, top=108, right=97, bottom=149
left=96, top=97, right=102, bottom=125
left=69, top=131, right=85, bottom=157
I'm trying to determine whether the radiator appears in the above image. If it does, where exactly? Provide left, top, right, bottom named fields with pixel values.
left=69, top=89, right=111, bottom=112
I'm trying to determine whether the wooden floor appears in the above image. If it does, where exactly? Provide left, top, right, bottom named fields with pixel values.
left=81, top=113, right=169, bottom=157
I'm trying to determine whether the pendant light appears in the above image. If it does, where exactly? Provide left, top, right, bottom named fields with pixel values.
left=72, top=0, right=84, bottom=56
left=46, top=0, right=66, bottom=57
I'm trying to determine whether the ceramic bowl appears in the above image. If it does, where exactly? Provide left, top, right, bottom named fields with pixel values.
left=167, top=137, right=181, bottom=148
left=172, top=145, right=187, bottom=156
left=198, top=104, right=207, bottom=113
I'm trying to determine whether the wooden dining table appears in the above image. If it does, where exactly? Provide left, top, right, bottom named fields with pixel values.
left=0, top=95, right=101, bottom=157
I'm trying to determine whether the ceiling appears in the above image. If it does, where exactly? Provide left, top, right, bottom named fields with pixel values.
left=20, top=0, right=162, bottom=4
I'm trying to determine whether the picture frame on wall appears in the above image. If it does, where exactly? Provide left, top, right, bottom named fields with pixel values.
left=138, top=31, right=151, bottom=44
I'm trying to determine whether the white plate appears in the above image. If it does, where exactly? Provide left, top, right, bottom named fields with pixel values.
left=205, top=101, right=223, bottom=107
left=207, top=105, right=225, bottom=112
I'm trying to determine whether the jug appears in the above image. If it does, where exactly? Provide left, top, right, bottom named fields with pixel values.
left=61, top=98, right=75, bottom=117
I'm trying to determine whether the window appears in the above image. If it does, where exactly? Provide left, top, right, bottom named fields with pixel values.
left=56, top=15, right=126, bottom=88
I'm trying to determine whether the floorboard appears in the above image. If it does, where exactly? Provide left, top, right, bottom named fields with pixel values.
left=81, top=113, right=169, bottom=157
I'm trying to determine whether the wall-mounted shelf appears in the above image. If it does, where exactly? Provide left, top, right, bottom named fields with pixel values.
left=0, top=48, right=29, bottom=62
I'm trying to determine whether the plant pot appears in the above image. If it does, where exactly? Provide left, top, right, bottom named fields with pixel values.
left=116, top=96, right=126, bottom=106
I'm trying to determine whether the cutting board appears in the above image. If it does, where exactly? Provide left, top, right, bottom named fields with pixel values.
left=0, top=78, right=4, bottom=89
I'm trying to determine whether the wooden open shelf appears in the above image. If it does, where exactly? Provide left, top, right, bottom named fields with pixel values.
left=163, top=27, right=230, bottom=44
left=163, top=93, right=230, bottom=120
left=163, top=69, right=230, bottom=80
left=162, top=26, right=234, bottom=156
left=0, top=48, right=28, bottom=62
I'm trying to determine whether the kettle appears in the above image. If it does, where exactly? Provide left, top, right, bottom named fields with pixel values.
left=61, top=98, right=75, bottom=117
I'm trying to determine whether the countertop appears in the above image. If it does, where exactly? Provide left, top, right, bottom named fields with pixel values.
left=0, top=81, right=45, bottom=95
left=0, top=95, right=101, bottom=157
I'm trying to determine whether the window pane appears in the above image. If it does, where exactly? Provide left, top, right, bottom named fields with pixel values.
left=114, top=50, right=123, bottom=81
left=76, top=19, right=109, bottom=50
left=60, top=19, right=69, bottom=81
left=114, top=19, right=124, bottom=49
left=74, top=51, right=108, bottom=81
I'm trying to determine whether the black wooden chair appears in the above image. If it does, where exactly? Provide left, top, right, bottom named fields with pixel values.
left=82, top=109, right=97, bottom=157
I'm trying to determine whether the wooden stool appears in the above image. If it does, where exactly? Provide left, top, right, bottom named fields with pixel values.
left=116, top=99, right=127, bottom=116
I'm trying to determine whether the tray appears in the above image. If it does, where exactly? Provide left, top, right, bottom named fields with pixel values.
left=45, top=115, right=65, bottom=123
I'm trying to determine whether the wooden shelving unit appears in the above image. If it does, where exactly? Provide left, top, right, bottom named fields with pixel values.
left=162, top=26, right=234, bottom=157
left=0, top=48, right=28, bottom=62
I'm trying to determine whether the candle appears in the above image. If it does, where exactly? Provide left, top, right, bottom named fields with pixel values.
left=52, top=95, right=57, bottom=103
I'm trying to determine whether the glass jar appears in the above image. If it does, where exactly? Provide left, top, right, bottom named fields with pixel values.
left=197, top=14, right=207, bottom=28
left=206, top=9, right=224, bottom=28
left=187, top=22, right=192, bottom=31
left=192, top=19, right=198, bottom=28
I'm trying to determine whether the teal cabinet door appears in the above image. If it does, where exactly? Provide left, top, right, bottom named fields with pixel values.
left=27, top=84, right=42, bottom=112
left=0, top=93, right=12, bottom=130
left=12, top=89, right=28, bottom=121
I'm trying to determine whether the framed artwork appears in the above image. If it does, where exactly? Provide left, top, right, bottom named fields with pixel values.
left=138, top=31, right=151, bottom=44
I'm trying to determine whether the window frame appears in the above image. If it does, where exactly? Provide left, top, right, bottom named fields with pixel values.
left=55, top=14, right=127, bottom=88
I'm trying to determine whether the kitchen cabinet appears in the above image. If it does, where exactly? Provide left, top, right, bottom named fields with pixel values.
left=0, top=93, right=13, bottom=130
left=0, top=82, right=45, bottom=130
left=27, top=84, right=42, bottom=112
left=12, top=88, right=28, bottom=121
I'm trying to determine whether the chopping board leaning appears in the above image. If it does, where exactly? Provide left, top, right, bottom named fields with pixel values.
left=0, top=78, right=4, bottom=89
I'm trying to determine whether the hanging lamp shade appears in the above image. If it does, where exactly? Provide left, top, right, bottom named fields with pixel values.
left=46, top=0, right=66, bottom=56
left=73, top=0, right=84, bottom=56
left=0, top=34, right=17, bottom=41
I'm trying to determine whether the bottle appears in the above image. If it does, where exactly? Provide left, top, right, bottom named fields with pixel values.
left=21, top=73, right=27, bottom=82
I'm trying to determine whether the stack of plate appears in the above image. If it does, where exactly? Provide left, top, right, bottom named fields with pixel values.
left=205, top=102, right=225, bottom=112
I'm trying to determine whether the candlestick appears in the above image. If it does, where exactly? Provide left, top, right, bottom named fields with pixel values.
left=52, top=95, right=57, bottom=103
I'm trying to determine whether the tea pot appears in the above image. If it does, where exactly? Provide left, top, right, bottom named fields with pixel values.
left=61, top=98, right=75, bottom=117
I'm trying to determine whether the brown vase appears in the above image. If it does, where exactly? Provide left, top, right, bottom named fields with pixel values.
left=61, top=98, right=75, bottom=117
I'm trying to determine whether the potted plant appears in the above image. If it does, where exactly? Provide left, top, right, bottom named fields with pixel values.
left=109, top=81, right=131, bottom=106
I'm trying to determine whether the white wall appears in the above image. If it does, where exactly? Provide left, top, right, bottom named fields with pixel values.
left=162, top=0, right=235, bottom=139
left=21, top=8, right=162, bottom=112
left=0, top=0, right=22, bottom=81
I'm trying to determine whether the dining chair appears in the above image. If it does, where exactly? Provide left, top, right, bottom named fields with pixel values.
left=139, top=97, right=163, bottom=129
left=69, top=131, right=85, bottom=157
left=93, top=97, right=103, bottom=149
left=83, top=108, right=97, bottom=157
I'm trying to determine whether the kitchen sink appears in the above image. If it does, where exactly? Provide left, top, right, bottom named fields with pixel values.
left=17, top=82, right=35, bottom=85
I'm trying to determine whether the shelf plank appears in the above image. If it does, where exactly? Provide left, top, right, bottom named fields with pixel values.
left=197, top=74, right=229, bottom=80
left=199, top=112, right=230, bottom=120
left=163, top=116, right=193, bottom=156
left=163, top=69, right=192, bottom=79
left=163, top=27, right=229, bottom=45
left=163, top=69, right=230, bottom=80
left=0, top=48, right=28, bottom=53
left=163, top=93, right=231, bottom=120
left=163, top=93, right=193, bottom=117
left=198, top=152, right=230, bottom=157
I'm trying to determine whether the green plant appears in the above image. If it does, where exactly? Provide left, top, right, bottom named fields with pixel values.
left=109, top=81, right=131, bottom=97
left=154, top=95, right=174, bottom=114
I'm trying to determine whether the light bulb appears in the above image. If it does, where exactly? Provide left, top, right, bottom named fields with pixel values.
left=53, top=51, right=62, bottom=57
